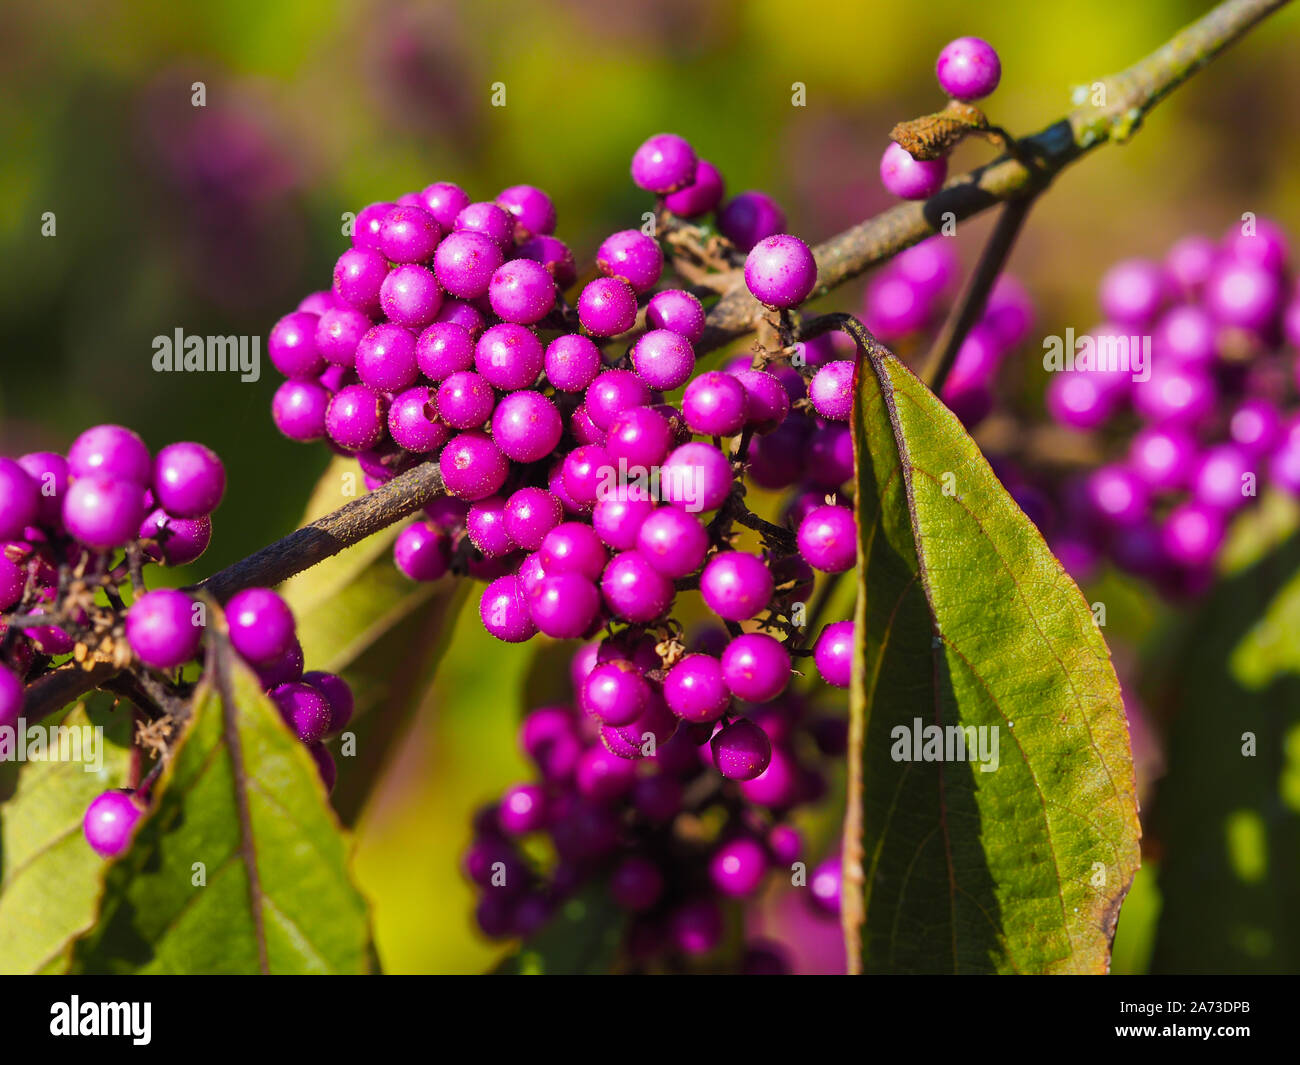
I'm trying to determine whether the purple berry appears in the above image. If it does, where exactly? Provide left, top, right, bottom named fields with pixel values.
left=454, top=201, right=515, bottom=250
left=1165, top=235, right=1217, bottom=294
left=601, top=550, right=674, bottom=623
left=717, top=191, right=786, bottom=252
left=504, top=488, right=563, bottom=550
left=586, top=370, right=652, bottom=432
left=153, top=442, right=224, bottom=519
left=731, top=369, right=791, bottom=433
left=67, top=424, right=151, bottom=484
left=1223, top=217, right=1289, bottom=272
left=539, top=522, right=607, bottom=581
left=577, top=277, right=638, bottom=337
left=126, top=589, right=202, bottom=670
left=1128, top=425, right=1196, bottom=491
left=1099, top=259, right=1166, bottom=326
left=488, top=259, right=556, bottom=325
left=467, top=496, right=516, bottom=558
left=683, top=371, right=748, bottom=436
left=663, top=158, right=724, bottom=218
left=711, top=717, right=772, bottom=781
left=721, top=633, right=791, bottom=702
left=935, top=36, right=1001, bottom=100
left=1193, top=444, right=1253, bottom=511
left=645, top=289, right=706, bottom=343
left=434, top=231, right=504, bottom=299
left=353, top=201, right=394, bottom=251
left=355, top=324, right=419, bottom=393
left=880, top=142, right=946, bottom=200
left=439, top=431, right=508, bottom=500
left=326, top=385, right=388, bottom=452
left=16, top=451, right=68, bottom=527
left=630, top=133, right=697, bottom=193
left=544, top=334, right=602, bottom=393
left=0, top=665, right=23, bottom=730
left=303, top=670, right=354, bottom=734
left=744, top=234, right=817, bottom=309
left=270, top=681, right=332, bottom=744
left=378, top=205, right=441, bottom=263
left=0, top=458, right=40, bottom=540
left=1161, top=500, right=1226, bottom=567
left=480, top=575, right=538, bottom=643
left=597, top=230, right=664, bottom=293
left=332, top=248, right=388, bottom=312
left=496, top=185, right=556, bottom=241
left=809, top=360, right=855, bottom=421
left=226, top=587, right=295, bottom=665
left=416, top=321, right=475, bottom=382
left=798, top=504, right=857, bottom=572
left=268, top=311, right=326, bottom=378
left=815, top=620, right=853, bottom=688
left=660, top=442, right=732, bottom=512
left=1086, top=465, right=1149, bottom=527
left=380, top=264, right=443, bottom=329
left=475, top=323, right=545, bottom=391
left=606, top=407, right=673, bottom=469
left=631, top=330, right=696, bottom=390
left=272, top=380, right=330, bottom=442
left=1205, top=260, right=1281, bottom=330
left=710, top=837, right=768, bottom=897
left=492, top=390, right=562, bottom=463
left=83, top=790, right=142, bottom=858
left=516, top=235, right=577, bottom=288
left=394, top=522, right=451, bottom=581
left=591, top=496, right=655, bottom=550
left=700, top=551, right=773, bottom=621
left=436, top=371, right=495, bottom=430
left=388, top=386, right=450, bottom=453
left=528, top=572, right=601, bottom=639
left=62, top=473, right=147, bottom=550
left=419, top=182, right=471, bottom=229
left=635, top=507, right=708, bottom=579
left=583, top=660, right=650, bottom=727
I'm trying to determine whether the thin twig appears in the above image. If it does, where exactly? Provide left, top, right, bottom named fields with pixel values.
left=925, top=195, right=1036, bottom=394
left=697, top=0, right=1290, bottom=355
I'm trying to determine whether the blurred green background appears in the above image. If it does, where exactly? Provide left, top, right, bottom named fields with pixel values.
left=2, top=0, right=1298, bottom=973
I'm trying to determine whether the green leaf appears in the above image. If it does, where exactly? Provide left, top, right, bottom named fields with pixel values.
left=495, top=883, right=626, bottom=974
left=281, top=457, right=468, bottom=824
left=1147, top=535, right=1300, bottom=973
left=71, top=634, right=371, bottom=974
left=847, top=333, right=1140, bottom=974
left=0, top=697, right=133, bottom=974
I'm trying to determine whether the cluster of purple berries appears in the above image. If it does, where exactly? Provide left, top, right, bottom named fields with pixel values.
left=463, top=636, right=846, bottom=967
left=880, top=36, right=1003, bottom=202
left=268, top=133, right=856, bottom=790
left=1015, top=218, right=1300, bottom=594
left=0, top=424, right=226, bottom=728
left=86, top=584, right=354, bottom=858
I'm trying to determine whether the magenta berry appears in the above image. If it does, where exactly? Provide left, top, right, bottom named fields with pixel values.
left=62, top=473, right=147, bottom=551
left=700, top=551, right=773, bottom=621
left=744, top=234, right=817, bottom=309
left=600, top=550, right=674, bottom=623
left=935, top=36, right=1001, bottom=101
left=488, top=259, right=556, bottom=325
left=809, top=360, right=855, bottom=421
left=480, top=574, right=538, bottom=643
left=645, top=289, right=706, bottom=343
left=83, top=790, right=142, bottom=858
left=416, top=322, right=475, bottom=382
left=529, top=572, right=601, bottom=638
left=126, top=589, right=203, bottom=670
left=378, top=204, right=441, bottom=263
left=711, top=717, right=772, bottom=781
left=0, top=458, right=40, bottom=540
left=326, top=385, right=388, bottom=452
left=268, top=310, right=326, bottom=379
left=630, top=133, right=697, bottom=193
left=226, top=587, right=296, bottom=665
left=475, top=323, right=545, bottom=391
left=880, top=142, right=947, bottom=201
left=388, top=387, right=451, bottom=453
left=663, top=158, right=724, bottom=218
left=271, top=682, right=333, bottom=744
left=815, top=620, right=854, bottom=688
left=491, top=390, right=563, bottom=463
left=454, top=201, right=515, bottom=250
left=67, top=424, right=152, bottom=485
left=798, top=504, right=857, bottom=573
left=439, top=431, right=509, bottom=500
left=332, top=247, right=388, bottom=312
left=153, top=442, right=225, bottom=519
left=434, top=231, right=504, bottom=299
left=682, top=371, right=748, bottom=436
left=721, top=633, right=791, bottom=703
left=379, top=264, right=443, bottom=329
left=631, top=330, right=696, bottom=391
left=496, top=185, right=556, bottom=241
left=419, top=182, right=471, bottom=229
left=394, top=522, right=451, bottom=581
left=717, top=191, right=786, bottom=252
left=577, top=277, right=638, bottom=337
left=597, top=229, right=664, bottom=293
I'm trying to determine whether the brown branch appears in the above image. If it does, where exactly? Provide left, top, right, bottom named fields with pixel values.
left=925, top=195, right=1036, bottom=393
left=191, top=459, right=445, bottom=603
left=697, top=0, right=1291, bottom=356
left=21, top=660, right=121, bottom=724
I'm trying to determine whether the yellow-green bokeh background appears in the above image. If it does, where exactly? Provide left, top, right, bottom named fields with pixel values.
left=2, top=0, right=1297, bottom=973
